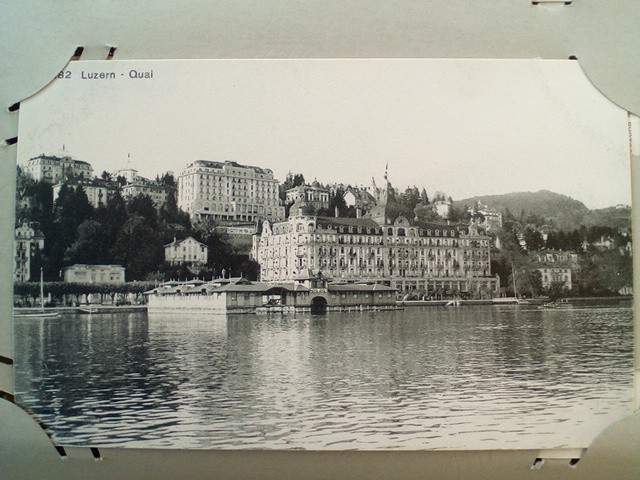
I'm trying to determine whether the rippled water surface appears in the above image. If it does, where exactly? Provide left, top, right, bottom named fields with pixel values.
left=14, top=302, right=634, bottom=449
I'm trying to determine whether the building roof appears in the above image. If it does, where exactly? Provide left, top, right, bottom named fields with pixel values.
left=53, top=178, right=118, bottom=189
left=29, top=155, right=91, bottom=166
left=164, top=236, right=207, bottom=248
left=62, top=264, right=125, bottom=271
left=343, top=187, right=376, bottom=203
left=327, top=283, right=398, bottom=292
left=213, top=281, right=275, bottom=292
left=122, top=176, right=175, bottom=190
left=268, top=283, right=311, bottom=292
left=286, top=183, right=329, bottom=193
left=186, top=160, right=272, bottom=175
left=315, top=216, right=381, bottom=229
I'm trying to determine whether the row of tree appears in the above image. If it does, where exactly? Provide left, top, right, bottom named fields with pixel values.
left=14, top=281, right=156, bottom=307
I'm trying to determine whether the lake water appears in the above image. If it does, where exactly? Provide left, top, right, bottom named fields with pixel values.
left=13, top=301, right=634, bottom=450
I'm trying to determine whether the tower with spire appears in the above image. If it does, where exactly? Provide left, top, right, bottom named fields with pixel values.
left=367, top=164, right=391, bottom=226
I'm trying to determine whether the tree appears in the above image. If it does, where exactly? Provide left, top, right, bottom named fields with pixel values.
left=127, top=194, right=158, bottom=228
left=508, top=268, right=542, bottom=298
left=413, top=203, right=440, bottom=223
left=64, top=220, right=111, bottom=265
left=403, top=186, right=421, bottom=211
left=236, top=258, right=260, bottom=280
left=111, top=214, right=164, bottom=280
left=158, top=172, right=177, bottom=187
left=523, top=227, right=544, bottom=251
left=420, top=188, right=429, bottom=205
left=448, top=204, right=471, bottom=224
left=159, top=190, right=191, bottom=233
left=546, top=281, right=568, bottom=300
left=279, top=172, right=305, bottom=201
left=48, top=184, right=94, bottom=279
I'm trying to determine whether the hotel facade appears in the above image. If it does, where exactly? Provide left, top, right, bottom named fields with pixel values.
left=177, top=160, right=285, bottom=223
left=253, top=207, right=499, bottom=296
left=121, top=177, right=175, bottom=209
left=25, top=154, right=93, bottom=183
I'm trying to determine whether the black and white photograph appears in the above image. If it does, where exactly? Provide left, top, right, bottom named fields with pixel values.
left=12, top=58, right=634, bottom=450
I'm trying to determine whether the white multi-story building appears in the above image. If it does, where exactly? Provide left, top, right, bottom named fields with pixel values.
left=467, top=203, right=503, bottom=231
left=52, top=179, right=118, bottom=208
left=114, top=167, right=139, bottom=183
left=177, top=160, right=285, bottom=223
left=62, top=264, right=125, bottom=284
left=531, top=250, right=577, bottom=291
left=24, top=154, right=93, bottom=183
left=537, top=266, right=572, bottom=290
left=433, top=199, right=452, bottom=219
left=253, top=210, right=499, bottom=296
left=285, top=182, right=330, bottom=212
left=14, top=223, right=45, bottom=282
left=121, top=177, right=174, bottom=209
left=164, top=236, right=208, bottom=266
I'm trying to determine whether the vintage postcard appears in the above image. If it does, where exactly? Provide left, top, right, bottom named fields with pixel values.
left=12, top=59, right=634, bottom=450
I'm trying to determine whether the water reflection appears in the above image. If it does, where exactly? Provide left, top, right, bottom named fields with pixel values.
left=13, top=303, right=634, bottom=449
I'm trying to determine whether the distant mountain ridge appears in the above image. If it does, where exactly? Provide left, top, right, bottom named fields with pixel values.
left=454, top=190, right=630, bottom=231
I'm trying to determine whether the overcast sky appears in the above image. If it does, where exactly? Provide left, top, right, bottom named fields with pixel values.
left=17, top=58, right=631, bottom=209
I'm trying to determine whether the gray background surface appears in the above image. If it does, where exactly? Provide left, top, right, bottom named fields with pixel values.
left=1, top=1, right=638, bottom=478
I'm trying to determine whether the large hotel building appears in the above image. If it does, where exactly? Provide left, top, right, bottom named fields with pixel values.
left=253, top=201, right=499, bottom=296
left=25, top=154, right=93, bottom=183
left=177, top=160, right=285, bottom=223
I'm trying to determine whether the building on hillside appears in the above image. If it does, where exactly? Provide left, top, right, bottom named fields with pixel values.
left=530, top=251, right=576, bottom=290
left=253, top=207, right=498, bottom=297
left=114, top=167, right=139, bottom=183
left=164, top=236, right=209, bottom=266
left=587, top=235, right=616, bottom=251
left=433, top=198, right=452, bottom=219
left=121, top=176, right=175, bottom=209
left=52, top=178, right=119, bottom=208
left=536, top=266, right=572, bottom=290
left=468, top=202, right=503, bottom=230
left=177, top=160, right=285, bottom=223
left=285, top=182, right=330, bottom=212
left=533, top=250, right=579, bottom=266
left=342, top=186, right=377, bottom=215
left=24, top=154, right=93, bottom=183
left=14, top=223, right=45, bottom=282
left=62, top=264, right=125, bottom=284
